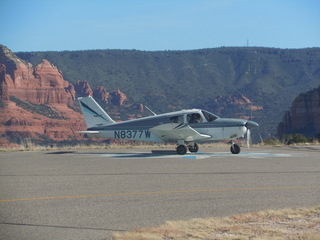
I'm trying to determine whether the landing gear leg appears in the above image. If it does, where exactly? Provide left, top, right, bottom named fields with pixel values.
left=229, top=141, right=240, bottom=154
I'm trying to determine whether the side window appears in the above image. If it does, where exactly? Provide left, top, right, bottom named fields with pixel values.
left=170, top=115, right=184, bottom=123
left=187, top=113, right=202, bottom=123
left=201, top=110, right=218, bottom=122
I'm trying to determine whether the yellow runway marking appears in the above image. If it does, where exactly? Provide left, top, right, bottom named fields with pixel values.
left=1, top=186, right=319, bottom=202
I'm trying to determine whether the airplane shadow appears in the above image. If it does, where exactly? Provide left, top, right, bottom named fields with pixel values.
left=45, top=150, right=276, bottom=159
left=45, top=150, right=206, bottom=158
left=46, top=151, right=77, bottom=155
left=74, top=150, right=213, bottom=159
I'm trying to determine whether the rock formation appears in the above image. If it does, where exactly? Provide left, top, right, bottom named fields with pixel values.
left=0, top=45, right=76, bottom=105
left=0, top=44, right=130, bottom=147
left=73, top=82, right=128, bottom=106
left=110, top=89, right=127, bottom=106
left=204, top=93, right=262, bottom=119
left=0, top=45, right=84, bottom=146
left=278, top=85, right=320, bottom=137
left=0, top=64, right=9, bottom=100
left=93, top=86, right=109, bottom=104
left=74, top=80, right=93, bottom=97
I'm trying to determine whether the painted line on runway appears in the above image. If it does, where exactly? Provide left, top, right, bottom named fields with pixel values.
left=1, top=186, right=319, bottom=202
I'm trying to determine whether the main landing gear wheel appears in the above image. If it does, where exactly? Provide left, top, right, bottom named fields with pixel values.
left=188, top=143, right=199, bottom=153
left=230, top=143, right=240, bottom=154
left=176, top=145, right=188, bottom=155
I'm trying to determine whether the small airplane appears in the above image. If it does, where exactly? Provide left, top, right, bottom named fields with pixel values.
left=77, top=96, right=259, bottom=155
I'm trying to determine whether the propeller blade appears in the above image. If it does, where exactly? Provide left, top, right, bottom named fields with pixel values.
left=258, top=127, right=264, bottom=145
left=246, top=128, right=251, bottom=148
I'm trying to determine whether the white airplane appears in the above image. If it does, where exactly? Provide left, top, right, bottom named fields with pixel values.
left=78, top=96, right=259, bottom=155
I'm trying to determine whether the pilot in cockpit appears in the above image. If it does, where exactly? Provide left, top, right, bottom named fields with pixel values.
left=189, top=113, right=201, bottom=123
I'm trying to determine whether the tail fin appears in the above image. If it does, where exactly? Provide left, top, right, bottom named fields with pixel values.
left=77, top=96, right=115, bottom=129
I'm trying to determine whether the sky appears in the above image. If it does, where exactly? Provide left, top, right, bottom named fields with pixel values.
left=1, top=0, right=319, bottom=52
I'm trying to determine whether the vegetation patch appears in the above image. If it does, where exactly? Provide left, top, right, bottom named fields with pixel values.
left=281, top=134, right=318, bottom=145
left=112, top=206, right=320, bottom=240
left=9, top=96, right=65, bottom=119
left=263, top=133, right=320, bottom=146
left=0, top=100, right=8, bottom=108
left=67, top=103, right=81, bottom=113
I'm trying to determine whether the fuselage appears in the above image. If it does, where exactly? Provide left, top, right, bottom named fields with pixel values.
left=86, top=109, right=249, bottom=143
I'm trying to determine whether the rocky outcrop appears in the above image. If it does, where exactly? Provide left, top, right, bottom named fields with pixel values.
left=204, top=93, right=262, bottom=119
left=0, top=45, right=84, bottom=145
left=139, top=104, right=144, bottom=113
left=0, top=45, right=130, bottom=146
left=0, top=100, right=86, bottom=144
left=0, top=64, right=9, bottom=100
left=0, top=45, right=76, bottom=104
left=74, top=82, right=127, bottom=106
left=110, top=89, right=127, bottom=106
left=93, top=86, right=109, bottom=104
left=74, top=80, right=93, bottom=97
left=278, top=85, right=320, bottom=137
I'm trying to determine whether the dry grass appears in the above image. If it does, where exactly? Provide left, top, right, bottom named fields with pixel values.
left=112, top=206, right=320, bottom=240
left=0, top=141, right=232, bottom=152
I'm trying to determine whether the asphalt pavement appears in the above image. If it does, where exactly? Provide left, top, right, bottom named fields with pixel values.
left=1, top=145, right=320, bottom=240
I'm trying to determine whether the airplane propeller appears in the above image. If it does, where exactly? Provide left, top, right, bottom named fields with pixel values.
left=245, top=120, right=259, bottom=148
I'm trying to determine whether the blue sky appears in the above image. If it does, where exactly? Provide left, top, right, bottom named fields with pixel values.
left=1, top=0, right=319, bottom=52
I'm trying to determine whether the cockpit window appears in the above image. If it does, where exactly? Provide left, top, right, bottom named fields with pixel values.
left=170, top=115, right=184, bottom=123
left=201, top=110, right=218, bottom=122
left=187, top=113, right=203, bottom=123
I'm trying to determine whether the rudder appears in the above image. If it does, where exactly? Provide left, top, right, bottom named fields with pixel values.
left=77, top=96, right=115, bottom=129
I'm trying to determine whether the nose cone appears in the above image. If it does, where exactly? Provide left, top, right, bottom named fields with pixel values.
left=245, top=120, right=259, bottom=129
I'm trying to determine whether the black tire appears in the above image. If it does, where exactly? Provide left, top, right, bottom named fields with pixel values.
left=188, top=143, right=199, bottom=153
left=176, top=145, right=188, bottom=155
left=230, top=144, right=240, bottom=154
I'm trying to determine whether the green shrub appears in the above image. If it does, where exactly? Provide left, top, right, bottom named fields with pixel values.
left=0, top=100, right=8, bottom=108
left=263, top=138, right=282, bottom=145
left=281, top=134, right=311, bottom=145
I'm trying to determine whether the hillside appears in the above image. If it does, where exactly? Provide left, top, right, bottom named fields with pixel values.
left=16, top=47, right=320, bottom=138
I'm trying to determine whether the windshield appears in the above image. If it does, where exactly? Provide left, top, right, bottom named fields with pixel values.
left=201, top=110, right=219, bottom=122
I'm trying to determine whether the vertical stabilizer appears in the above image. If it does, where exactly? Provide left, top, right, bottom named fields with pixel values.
left=77, top=96, right=115, bottom=128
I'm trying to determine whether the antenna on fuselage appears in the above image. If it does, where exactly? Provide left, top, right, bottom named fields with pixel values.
left=145, top=105, right=157, bottom=116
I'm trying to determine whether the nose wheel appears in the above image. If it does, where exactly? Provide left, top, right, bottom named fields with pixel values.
left=230, top=141, right=241, bottom=154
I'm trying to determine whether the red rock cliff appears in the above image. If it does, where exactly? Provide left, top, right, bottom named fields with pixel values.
left=1, top=47, right=76, bottom=104
left=0, top=45, right=131, bottom=146
left=110, top=89, right=127, bottom=106
left=0, top=45, right=84, bottom=146
left=0, top=64, right=9, bottom=100
left=74, top=80, right=93, bottom=97
left=278, top=85, right=320, bottom=137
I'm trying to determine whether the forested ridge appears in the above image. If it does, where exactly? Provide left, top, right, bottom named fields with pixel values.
left=16, top=47, right=320, bottom=138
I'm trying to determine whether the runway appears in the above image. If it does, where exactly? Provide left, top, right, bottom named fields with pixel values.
left=1, top=146, right=320, bottom=240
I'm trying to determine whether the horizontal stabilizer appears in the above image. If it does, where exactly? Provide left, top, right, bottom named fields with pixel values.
left=77, top=131, right=100, bottom=134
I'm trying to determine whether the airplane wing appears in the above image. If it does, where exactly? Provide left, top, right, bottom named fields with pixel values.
left=150, top=123, right=211, bottom=142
